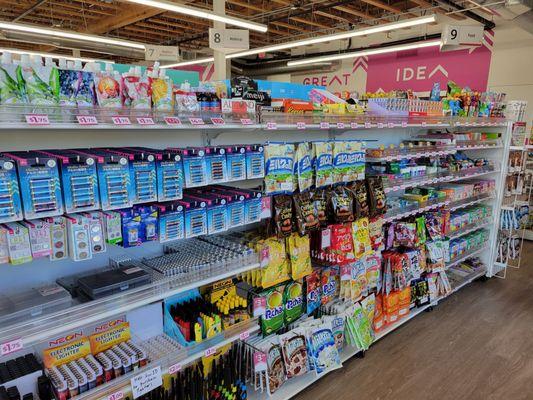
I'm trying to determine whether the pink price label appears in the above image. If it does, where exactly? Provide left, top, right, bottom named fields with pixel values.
left=321, top=228, right=331, bottom=249
left=211, top=117, right=225, bottom=125
left=422, top=121, right=427, bottom=127
left=137, top=117, right=155, bottom=125
left=240, top=118, right=253, bottom=125
left=320, top=122, right=330, bottom=129
left=168, top=363, right=181, bottom=375
left=336, top=122, right=345, bottom=129
left=1, top=338, right=23, bottom=356
left=388, top=122, right=394, bottom=128
left=107, top=391, right=123, bottom=400
left=189, top=117, right=205, bottom=125
left=76, top=115, right=98, bottom=125
left=204, top=347, right=217, bottom=357
left=296, top=122, right=306, bottom=130
left=253, top=352, right=267, bottom=372
left=164, top=117, right=182, bottom=126
left=25, top=114, right=50, bottom=125
left=364, top=122, right=372, bottom=128
left=239, top=331, right=250, bottom=341
left=350, top=122, right=359, bottom=129
left=401, top=121, right=408, bottom=128
left=253, top=297, right=266, bottom=317
left=377, top=122, right=384, bottom=129
left=112, top=116, right=131, bottom=125
left=266, top=122, right=277, bottom=130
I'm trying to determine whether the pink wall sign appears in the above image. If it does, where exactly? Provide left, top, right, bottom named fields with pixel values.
left=366, top=32, right=494, bottom=93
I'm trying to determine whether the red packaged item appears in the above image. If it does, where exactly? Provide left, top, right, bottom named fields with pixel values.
left=394, top=222, right=418, bottom=247
left=328, top=223, right=356, bottom=265
left=368, top=217, right=384, bottom=251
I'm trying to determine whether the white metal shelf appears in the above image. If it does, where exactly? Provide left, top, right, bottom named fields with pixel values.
left=0, top=261, right=260, bottom=347
left=447, top=220, right=492, bottom=240
left=445, top=245, right=488, bottom=270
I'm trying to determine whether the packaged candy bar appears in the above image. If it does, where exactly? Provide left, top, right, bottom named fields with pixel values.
left=329, top=186, right=354, bottom=223
left=366, top=176, right=387, bottom=217
left=293, top=192, right=319, bottom=235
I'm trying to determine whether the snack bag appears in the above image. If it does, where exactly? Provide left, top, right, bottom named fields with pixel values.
left=350, top=259, right=367, bottom=301
left=332, top=141, right=349, bottom=184
left=293, top=192, right=319, bottom=236
left=265, top=143, right=295, bottom=195
left=350, top=180, right=370, bottom=218
left=260, top=286, right=286, bottom=335
left=258, top=237, right=290, bottom=288
left=279, top=329, right=308, bottom=378
left=373, top=294, right=385, bottom=332
left=415, top=216, right=427, bottom=245
left=284, top=280, right=304, bottom=324
left=295, top=142, right=313, bottom=192
left=425, top=212, right=444, bottom=240
left=273, top=195, right=293, bottom=238
left=398, top=286, right=411, bottom=319
left=352, top=217, right=372, bottom=258
left=329, top=186, right=354, bottom=223
left=320, top=268, right=337, bottom=305
left=263, top=339, right=286, bottom=394
left=312, top=189, right=328, bottom=227
left=383, top=290, right=400, bottom=324
left=305, top=270, right=321, bottom=315
left=287, top=233, right=312, bottom=280
left=348, top=303, right=374, bottom=350
left=323, top=315, right=345, bottom=351
left=365, top=253, right=381, bottom=293
left=394, top=222, right=418, bottom=248
left=368, top=217, right=384, bottom=251
left=361, top=293, right=376, bottom=327
left=313, top=141, right=334, bottom=188
left=307, top=323, right=342, bottom=376
left=366, top=176, right=387, bottom=217
left=426, top=240, right=445, bottom=272
left=329, top=223, right=355, bottom=264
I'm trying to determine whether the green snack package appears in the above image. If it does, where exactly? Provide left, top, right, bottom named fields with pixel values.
left=261, top=285, right=285, bottom=335
left=265, top=143, right=295, bottom=195
left=351, top=302, right=374, bottom=350
left=284, top=280, right=304, bottom=324
left=416, top=216, right=427, bottom=245
left=295, top=142, right=313, bottom=192
left=313, top=141, right=334, bottom=188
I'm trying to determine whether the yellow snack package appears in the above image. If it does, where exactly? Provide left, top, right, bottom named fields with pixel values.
left=286, top=233, right=312, bottom=280
left=258, top=237, right=290, bottom=288
left=352, top=217, right=372, bottom=259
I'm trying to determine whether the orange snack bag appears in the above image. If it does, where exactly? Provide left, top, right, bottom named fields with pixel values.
left=398, top=287, right=411, bottom=319
left=383, top=291, right=400, bottom=324
left=373, top=293, right=385, bottom=332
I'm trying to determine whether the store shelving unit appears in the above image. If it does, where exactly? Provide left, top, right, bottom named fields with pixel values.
left=0, top=107, right=512, bottom=400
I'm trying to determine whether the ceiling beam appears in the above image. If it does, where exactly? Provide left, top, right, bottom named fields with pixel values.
left=315, top=10, right=351, bottom=24
left=84, top=5, right=163, bottom=34
left=289, top=16, right=332, bottom=29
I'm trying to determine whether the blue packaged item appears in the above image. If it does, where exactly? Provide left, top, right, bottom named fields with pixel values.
left=156, top=203, right=185, bottom=243
left=79, top=149, right=135, bottom=211
left=110, top=148, right=158, bottom=204
left=177, top=198, right=207, bottom=238
left=119, top=208, right=141, bottom=248
left=246, top=144, right=265, bottom=179
left=180, top=148, right=207, bottom=188
left=205, top=147, right=228, bottom=184
left=37, top=150, right=100, bottom=214
left=186, top=193, right=227, bottom=235
left=211, top=189, right=245, bottom=229
left=137, top=205, right=158, bottom=242
left=212, top=186, right=262, bottom=225
left=5, top=151, right=64, bottom=219
left=225, top=146, right=247, bottom=182
left=0, top=155, right=23, bottom=223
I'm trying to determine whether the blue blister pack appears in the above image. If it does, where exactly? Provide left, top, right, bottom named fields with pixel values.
left=187, top=193, right=228, bottom=235
left=5, top=151, right=64, bottom=219
left=179, top=148, right=207, bottom=188
left=207, top=187, right=245, bottom=229
left=37, top=150, right=100, bottom=213
left=246, top=144, right=265, bottom=179
left=205, top=147, right=228, bottom=184
left=78, top=149, right=135, bottom=211
left=0, top=155, right=23, bottom=223
left=137, top=205, right=158, bottom=242
left=119, top=208, right=141, bottom=248
left=157, top=203, right=185, bottom=243
left=157, top=149, right=184, bottom=202
left=226, top=145, right=247, bottom=182
left=177, top=198, right=207, bottom=238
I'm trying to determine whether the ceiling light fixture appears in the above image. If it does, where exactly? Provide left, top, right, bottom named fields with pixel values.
left=0, top=48, right=114, bottom=63
left=226, top=14, right=437, bottom=59
left=161, top=56, right=215, bottom=69
left=123, top=0, right=268, bottom=32
left=287, top=39, right=441, bottom=66
left=0, top=22, right=146, bottom=50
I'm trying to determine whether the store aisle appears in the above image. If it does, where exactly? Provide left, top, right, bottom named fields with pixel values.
left=295, top=242, right=533, bottom=400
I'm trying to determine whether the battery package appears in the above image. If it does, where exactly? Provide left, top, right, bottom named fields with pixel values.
left=180, top=148, right=207, bottom=188
left=82, top=211, right=106, bottom=254
left=76, top=264, right=151, bottom=300
left=37, top=150, right=100, bottom=213
left=120, top=208, right=141, bottom=248
left=157, top=203, right=185, bottom=243
left=225, top=146, right=247, bottom=182
left=103, top=211, right=122, bottom=245
left=0, top=155, right=23, bottom=223
left=5, top=151, right=64, bottom=219
left=177, top=198, right=207, bottom=238
left=76, top=149, right=134, bottom=211
left=186, top=193, right=227, bottom=235
left=209, top=189, right=245, bottom=228
left=153, top=149, right=184, bottom=202
left=137, top=205, right=158, bottom=242
left=205, top=147, right=228, bottom=184
left=246, top=144, right=265, bottom=179
left=20, top=219, right=51, bottom=258
left=66, top=214, right=92, bottom=262
left=2, top=222, right=33, bottom=265
left=47, top=216, right=68, bottom=261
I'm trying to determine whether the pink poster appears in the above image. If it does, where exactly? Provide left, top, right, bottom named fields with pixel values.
left=366, top=31, right=494, bottom=93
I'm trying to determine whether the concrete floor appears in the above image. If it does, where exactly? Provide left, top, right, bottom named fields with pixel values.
left=294, top=242, right=533, bottom=400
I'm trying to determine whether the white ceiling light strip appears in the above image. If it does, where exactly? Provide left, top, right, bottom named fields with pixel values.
left=287, top=39, right=442, bottom=66
left=123, top=0, right=268, bottom=32
left=0, top=22, right=146, bottom=50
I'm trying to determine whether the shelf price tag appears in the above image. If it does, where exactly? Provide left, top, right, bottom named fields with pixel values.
left=77, top=115, right=98, bottom=125
left=387, top=122, right=394, bottom=128
left=137, top=117, right=155, bottom=125
left=320, top=122, right=330, bottom=129
left=253, top=352, right=267, bottom=372
left=240, top=118, right=253, bottom=125
left=189, top=117, right=205, bottom=125
left=204, top=347, right=217, bottom=357
left=25, top=114, right=50, bottom=125
left=350, top=122, right=359, bottom=129
left=164, top=117, right=182, bottom=126
left=266, top=122, right=277, bottom=130
left=1, top=338, right=23, bottom=356
left=168, top=363, right=181, bottom=375
left=131, top=366, right=162, bottom=399
left=321, top=228, right=331, bottom=249
left=253, top=297, right=266, bottom=317
left=239, top=331, right=250, bottom=341
left=260, top=196, right=271, bottom=219
left=112, top=116, right=131, bottom=125
left=364, top=122, right=372, bottom=129
left=296, top=122, right=306, bottom=130
left=421, top=121, right=427, bottom=127
left=377, top=122, right=384, bottom=129
left=401, top=121, right=408, bottom=128
left=211, top=117, right=225, bottom=125
left=336, top=122, right=345, bottom=129
left=107, top=391, right=124, bottom=400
